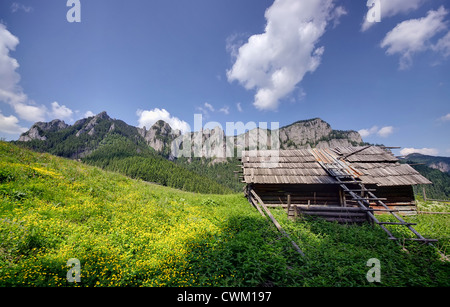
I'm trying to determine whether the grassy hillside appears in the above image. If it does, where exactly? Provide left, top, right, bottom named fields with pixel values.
left=81, top=134, right=233, bottom=194
left=0, top=142, right=448, bottom=287
left=15, top=115, right=233, bottom=195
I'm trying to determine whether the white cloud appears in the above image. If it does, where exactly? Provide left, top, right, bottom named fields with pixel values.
left=50, top=102, right=73, bottom=121
left=400, top=147, right=439, bottom=156
left=432, top=31, right=450, bottom=58
left=197, top=102, right=214, bottom=118
left=11, top=3, right=33, bottom=13
left=204, top=103, right=215, bottom=112
left=0, top=23, right=21, bottom=101
left=219, top=106, right=230, bottom=115
left=13, top=102, right=46, bottom=122
left=439, top=113, right=450, bottom=121
left=362, top=0, right=427, bottom=32
left=358, top=126, right=379, bottom=138
left=227, top=0, right=345, bottom=111
left=84, top=111, right=95, bottom=118
left=0, top=111, right=27, bottom=135
left=197, top=102, right=231, bottom=117
left=380, top=6, right=449, bottom=70
left=0, top=23, right=48, bottom=122
left=377, top=126, right=394, bottom=137
left=358, top=125, right=394, bottom=138
left=236, top=102, right=243, bottom=113
left=136, top=108, right=190, bottom=134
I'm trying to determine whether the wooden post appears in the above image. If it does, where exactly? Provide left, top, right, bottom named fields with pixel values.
left=423, top=187, right=427, bottom=202
left=287, top=194, right=291, bottom=218
left=250, top=189, right=305, bottom=257
left=339, top=189, right=347, bottom=207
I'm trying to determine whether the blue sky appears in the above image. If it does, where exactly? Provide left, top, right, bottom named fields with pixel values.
left=0, top=0, right=449, bottom=157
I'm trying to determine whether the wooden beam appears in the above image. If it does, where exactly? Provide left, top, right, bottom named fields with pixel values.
left=249, top=195, right=266, bottom=218
left=287, top=194, right=291, bottom=216
left=250, top=189, right=305, bottom=257
left=340, top=145, right=371, bottom=161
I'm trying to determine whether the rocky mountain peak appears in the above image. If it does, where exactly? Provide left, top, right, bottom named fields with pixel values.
left=19, top=119, right=69, bottom=142
left=137, top=120, right=181, bottom=153
left=75, top=111, right=111, bottom=137
left=17, top=112, right=365, bottom=159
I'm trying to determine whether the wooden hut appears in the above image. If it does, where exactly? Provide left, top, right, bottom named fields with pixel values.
left=241, top=146, right=431, bottom=223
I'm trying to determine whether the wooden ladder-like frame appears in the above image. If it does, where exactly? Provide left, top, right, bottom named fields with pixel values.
left=311, top=148, right=438, bottom=245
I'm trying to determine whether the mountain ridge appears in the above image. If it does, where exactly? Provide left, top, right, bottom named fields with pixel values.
left=17, top=111, right=366, bottom=157
left=400, top=153, right=450, bottom=173
left=14, top=112, right=448, bottom=196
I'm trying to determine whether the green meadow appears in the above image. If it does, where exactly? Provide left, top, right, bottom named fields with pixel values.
left=0, top=141, right=448, bottom=287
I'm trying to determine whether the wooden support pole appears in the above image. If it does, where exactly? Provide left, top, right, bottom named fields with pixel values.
left=250, top=189, right=305, bottom=257
left=287, top=194, right=291, bottom=218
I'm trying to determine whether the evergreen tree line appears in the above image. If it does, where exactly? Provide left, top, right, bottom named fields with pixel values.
left=175, top=157, right=245, bottom=193
left=410, top=164, right=450, bottom=200
left=82, top=134, right=233, bottom=194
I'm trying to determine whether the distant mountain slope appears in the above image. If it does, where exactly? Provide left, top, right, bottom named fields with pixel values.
left=279, top=118, right=363, bottom=149
left=398, top=153, right=450, bottom=200
left=15, top=112, right=367, bottom=192
left=17, top=112, right=366, bottom=156
left=15, top=112, right=232, bottom=194
left=400, top=153, right=450, bottom=173
left=409, top=164, right=450, bottom=200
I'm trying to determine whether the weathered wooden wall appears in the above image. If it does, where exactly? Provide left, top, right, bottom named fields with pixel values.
left=250, top=183, right=418, bottom=222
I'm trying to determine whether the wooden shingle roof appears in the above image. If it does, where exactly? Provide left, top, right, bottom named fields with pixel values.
left=242, top=146, right=432, bottom=186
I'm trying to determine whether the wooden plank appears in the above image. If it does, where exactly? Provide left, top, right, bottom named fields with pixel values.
left=287, top=194, right=292, bottom=219
left=250, top=189, right=305, bottom=257
left=377, top=222, right=417, bottom=226
left=340, top=145, right=372, bottom=161
left=297, top=211, right=366, bottom=218
left=295, top=205, right=363, bottom=212
left=388, top=238, right=439, bottom=243
left=249, top=195, right=266, bottom=218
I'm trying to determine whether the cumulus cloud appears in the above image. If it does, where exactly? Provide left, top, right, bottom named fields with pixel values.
left=84, top=110, right=95, bottom=118
left=0, top=23, right=22, bottom=103
left=49, top=102, right=74, bottom=121
left=380, top=6, right=449, bottom=70
left=439, top=113, right=450, bottom=121
left=13, top=102, right=47, bottom=122
left=0, top=23, right=49, bottom=123
left=400, top=147, right=439, bottom=156
left=377, top=126, right=394, bottom=137
left=358, top=125, right=394, bottom=138
left=358, top=126, right=379, bottom=138
left=362, top=0, right=427, bottom=32
left=227, top=0, right=345, bottom=111
left=432, top=31, right=450, bottom=58
left=0, top=111, right=27, bottom=135
left=137, top=108, right=190, bottom=134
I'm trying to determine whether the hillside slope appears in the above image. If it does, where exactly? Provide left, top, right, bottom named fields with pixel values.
left=401, top=153, right=450, bottom=173
left=14, top=113, right=232, bottom=194
left=1, top=142, right=448, bottom=287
